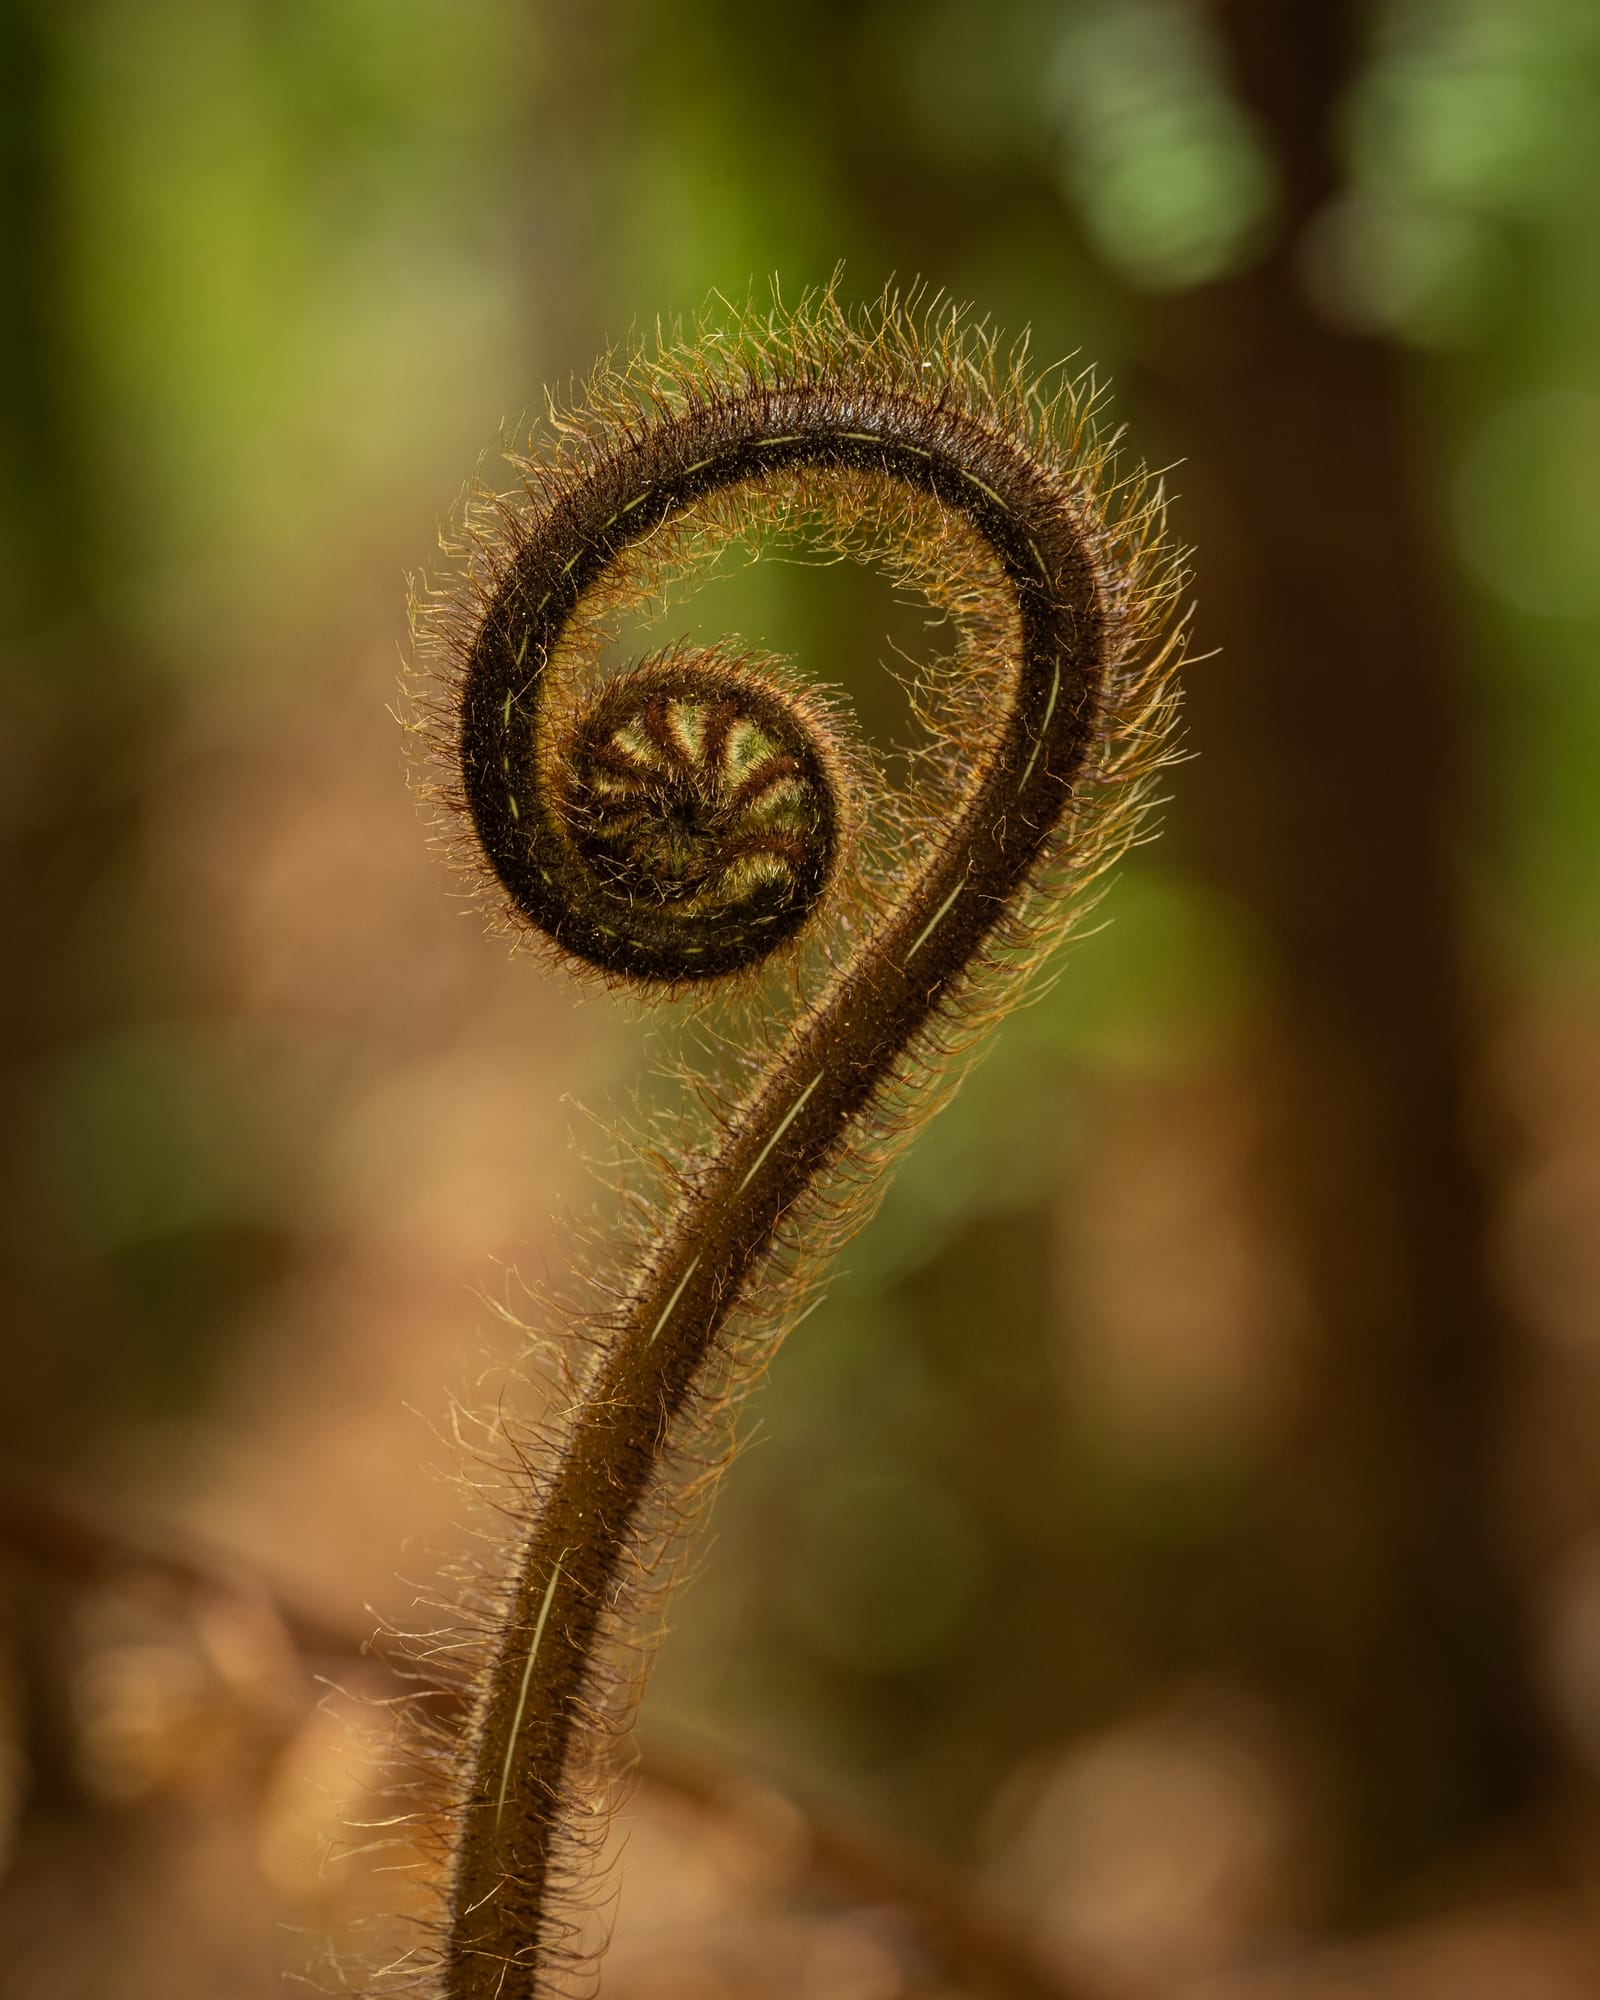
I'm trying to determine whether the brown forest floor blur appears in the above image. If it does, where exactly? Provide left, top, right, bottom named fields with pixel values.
left=3, top=2, right=1600, bottom=1997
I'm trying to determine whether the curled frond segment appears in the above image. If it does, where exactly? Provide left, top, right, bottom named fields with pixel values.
left=402, top=279, right=1190, bottom=1999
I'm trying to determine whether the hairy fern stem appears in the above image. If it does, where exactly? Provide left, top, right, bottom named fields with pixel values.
left=403, top=284, right=1188, bottom=1997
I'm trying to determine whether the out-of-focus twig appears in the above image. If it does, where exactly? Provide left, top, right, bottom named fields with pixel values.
left=0, top=1454, right=363, bottom=1664
left=0, top=1457, right=1147, bottom=2000
left=640, top=1730, right=1146, bottom=2000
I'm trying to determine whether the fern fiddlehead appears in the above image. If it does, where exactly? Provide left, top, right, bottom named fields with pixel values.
left=406, top=286, right=1187, bottom=1996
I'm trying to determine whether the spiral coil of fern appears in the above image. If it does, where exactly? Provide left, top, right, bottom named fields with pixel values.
left=406, top=285, right=1187, bottom=1998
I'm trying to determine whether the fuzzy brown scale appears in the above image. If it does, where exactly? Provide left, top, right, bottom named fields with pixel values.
left=556, top=657, right=835, bottom=946
left=412, top=293, right=1187, bottom=1999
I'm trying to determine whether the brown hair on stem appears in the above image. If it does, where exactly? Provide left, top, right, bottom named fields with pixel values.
left=399, top=280, right=1189, bottom=1997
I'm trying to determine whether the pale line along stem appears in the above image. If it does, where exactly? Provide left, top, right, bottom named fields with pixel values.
left=647, top=1253, right=703, bottom=1347
left=496, top=1549, right=571, bottom=1828
left=733, top=1072, right=822, bottom=1195
left=903, top=871, right=969, bottom=966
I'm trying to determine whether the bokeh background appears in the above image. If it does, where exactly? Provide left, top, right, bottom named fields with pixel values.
left=2, top=2, right=1599, bottom=1995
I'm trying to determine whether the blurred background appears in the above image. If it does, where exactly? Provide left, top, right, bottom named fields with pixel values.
left=2, top=1, right=1598, bottom=1995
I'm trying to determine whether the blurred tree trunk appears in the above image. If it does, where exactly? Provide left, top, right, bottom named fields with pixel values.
left=1133, top=0, right=1554, bottom=1903
left=0, top=0, right=121, bottom=1831
left=0, top=0, right=146, bottom=1442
